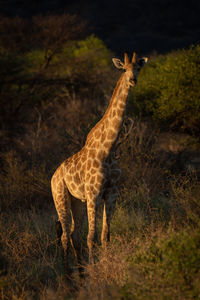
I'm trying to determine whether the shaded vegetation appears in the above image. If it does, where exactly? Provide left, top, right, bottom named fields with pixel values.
left=130, top=45, right=200, bottom=135
left=0, top=15, right=200, bottom=300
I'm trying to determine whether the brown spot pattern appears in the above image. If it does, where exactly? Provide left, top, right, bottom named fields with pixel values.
left=93, top=159, right=100, bottom=168
left=107, top=130, right=116, bottom=140
left=86, top=173, right=90, bottom=181
left=113, top=118, right=121, bottom=131
left=74, top=173, right=80, bottom=185
left=59, top=166, right=63, bottom=177
left=119, top=102, right=125, bottom=109
left=112, top=109, right=116, bottom=117
left=101, top=131, right=106, bottom=143
left=95, top=182, right=101, bottom=190
left=104, top=141, right=112, bottom=149
left=117, top=108, right=124, bottom=116
left=87, top=160, right=92, bottom=170
left=80, top=169, right=84, bottom=178
left=89, top=149, right=96, bottom=159
left=90, top=176, right=95, bottom=184
left=78, top=184, right=84, bottom=194
left=97, top=174, right=103, bottom=183
left=71, top=182, right=76, bottom=190
left=97, top=150, right=105, bottom=160
left=91, top=141, right=99, bottom=148
left=91, top=168, right=96, bottom=174
left=104, top=119, right=109, bottom=127
left=94, top=130, right=101, bottom=139
left=85, top=185, right=90, bottom=192
left=81, top=155, right=85, bottom=162
left=66, top=175, right=72, bottom=182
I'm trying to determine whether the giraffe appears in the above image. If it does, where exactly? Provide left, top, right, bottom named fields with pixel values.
left=51, top=52, right=148, bottom=273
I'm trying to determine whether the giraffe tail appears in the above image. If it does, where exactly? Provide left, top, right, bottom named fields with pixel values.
left=56, top=220, right=62, bottom=246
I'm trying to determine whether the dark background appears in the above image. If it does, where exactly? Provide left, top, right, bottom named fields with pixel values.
left=0, top=0, right=200, bottom=55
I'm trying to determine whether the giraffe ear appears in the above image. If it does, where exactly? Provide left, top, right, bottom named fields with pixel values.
left=132, top=52, right=137, bottom=63
left=112, top=58, right=125, bottom=69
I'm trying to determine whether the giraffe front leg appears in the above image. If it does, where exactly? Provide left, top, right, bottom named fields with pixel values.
left=61, top=227, right=71, bottom=274
left=87, top=198, right=98, bottom=264
left=58, top=214, right=72, bottom=277
left=101, top=186, right=118, bottom=248
left=70, top=197, right=87, bottom=276
left=51, top=178, right=72, bottom=276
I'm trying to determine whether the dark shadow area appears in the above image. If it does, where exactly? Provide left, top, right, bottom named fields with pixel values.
left=0, top=0, right=200, bottom=54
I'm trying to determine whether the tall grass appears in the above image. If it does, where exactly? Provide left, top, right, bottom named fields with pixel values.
left=0, top=207, right=67, bottom=300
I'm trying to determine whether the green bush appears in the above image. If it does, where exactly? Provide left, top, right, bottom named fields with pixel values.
left=23, top=35, right=113, bottom=77
left=131, top=228, right=200, bottom=298
left=63, top=35, right=112, bottom=72
left=130, top=45, right=200, bottom=134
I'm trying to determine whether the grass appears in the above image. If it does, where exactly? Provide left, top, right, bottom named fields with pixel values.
left=0, top=207, right=60, bottom=299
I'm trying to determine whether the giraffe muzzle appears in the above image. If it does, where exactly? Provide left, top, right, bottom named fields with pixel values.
left=129, top=78, right=137, bottom=86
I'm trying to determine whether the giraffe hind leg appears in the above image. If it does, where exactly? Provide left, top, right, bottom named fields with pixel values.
left=101, top=186, right=118, bottom=248
left=56, top=220, right=62, bottom=246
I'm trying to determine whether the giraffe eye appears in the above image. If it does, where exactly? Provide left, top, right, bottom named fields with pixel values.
left=138, top=58, right=145, bottom=67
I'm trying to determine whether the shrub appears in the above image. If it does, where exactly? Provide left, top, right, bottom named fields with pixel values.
left=62, top=35, right=113, bottom=75
left=130, top=228, right=200, bottom=299
left=130, top=45, right=200, bottom=135
left=170, top=173, right=200, bottom=226
left=0, top=151, right=50, bottom=211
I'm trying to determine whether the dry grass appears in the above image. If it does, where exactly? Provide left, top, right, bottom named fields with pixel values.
left=0, top=207, right=61, bottom=300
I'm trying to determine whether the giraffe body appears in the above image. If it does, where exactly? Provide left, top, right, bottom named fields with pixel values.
left=51, top=52, right=148, bottom=272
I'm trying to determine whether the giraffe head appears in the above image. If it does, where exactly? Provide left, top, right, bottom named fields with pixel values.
left=112, top=52, right=148, bottom=86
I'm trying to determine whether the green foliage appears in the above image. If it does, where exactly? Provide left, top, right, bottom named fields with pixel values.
left=54, top=35, right=113, bottom=79
left=130, top=45, right=200, bottom=134
left=162, top=230, right=200, bottom=284
left=131, top=228, right=200, bottom=298
left=25, top=49, right=46, bottom=74
left=66, top=35, right=112, bottom=66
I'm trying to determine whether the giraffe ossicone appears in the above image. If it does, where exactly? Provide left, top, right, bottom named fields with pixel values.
left=51, top=52, right=148, bottom=273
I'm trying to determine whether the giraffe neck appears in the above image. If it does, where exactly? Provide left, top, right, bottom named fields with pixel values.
left=85, top=73, right=130, bottom=155
left=104, top=72, right=130, bottom=127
